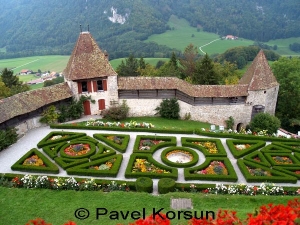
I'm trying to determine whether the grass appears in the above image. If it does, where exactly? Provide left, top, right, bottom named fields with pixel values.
left=79, top=116, right=212, bottom=131
left=110, top=58, right=169, bottom=70
left=0, top=187, right=296, bottom=225
left=266, top=37, right=300, bottom=56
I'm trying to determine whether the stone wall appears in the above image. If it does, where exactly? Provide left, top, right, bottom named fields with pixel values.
left=15, top=116, right=46, bottom=137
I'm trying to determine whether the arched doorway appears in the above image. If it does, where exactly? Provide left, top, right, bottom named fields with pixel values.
left=236, top=123, right=244, bottom=132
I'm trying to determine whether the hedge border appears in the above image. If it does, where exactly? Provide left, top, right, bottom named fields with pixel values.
left=181, top=137, right=227, bottom=157
left=295, top=152, right=300, bottom=161
left=90, top=143, right=116, bottom=161
left=160, top=147, right=199, bottom=168
left=135, top=177, right=153, bottom=193
left=54, top=157, right=89, bottom=170
left=226, top=139, right=266, bottom=159
left=93, top=133, right=130, bottom=153
left=263, top=152, right=300, bottom=167
left=273, top=166, right=300, bottom=179
left=50, top=123, right=194, bottom=134
left=66, top=154, right=123, bottom=177
left=37, top=131, right=86, bottom=148
left=237, top=159, right=297, bottom=183
left=260, top=144, right=293, bottom=153
left=184, top=157, right=238, bottom=182
left=272, top=142, right=300, bottom=153
left=133, top=135, right=177, bottom=154
left=243, top=151, right=271, bottom=167
left=42, top=142, right=66, bottom=159
left=125, top=153, right=178, bottom=179
left=59, top=141, right=96, bottom=159
left=11, top=148, right=59, bottom=174
left=158, top=178, right=176, bottom=194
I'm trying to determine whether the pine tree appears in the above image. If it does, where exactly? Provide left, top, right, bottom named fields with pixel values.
left=1, top=68, right=19, bottom=88
left=193, top=54, right=219, bottom=85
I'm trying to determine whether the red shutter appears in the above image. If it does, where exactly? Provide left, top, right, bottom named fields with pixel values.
left=87, top=81, right=92, bottom=93
left=98, top=99, right=105, bottom=110
left=93, top=81, right=97, bottom=92
left=103, top=79, right=107, bottom=91
left=77, top=82, right=82, bottom=94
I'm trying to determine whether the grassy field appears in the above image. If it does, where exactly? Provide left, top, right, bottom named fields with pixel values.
left=110, top=58, right=169, bottom=69
left=266, top=37, right=300, bottom=56
left=0, top=186, right=296, bottom=225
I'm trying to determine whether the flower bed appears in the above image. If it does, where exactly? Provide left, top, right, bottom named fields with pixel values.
left=226, top=139, right=266, bottom=158
left=160, top=147, right=199, bottom=168
left=125, top=153, right=177, bottom=179
left=273, top=166, right=300, bottom=179
left=260, top=144, right=292, bottom=153
left=237, top=159, right=297, bottom=183
left=66, top=154, right=123, bottom=177
left=273, top=141, right=300, bottom=153
left=59, top=141, right=96, bottom=159
left=181, top=137, right=227, bottom=157
left=264, top=153, right=300, bottom=167
left=243, top=151, right=271, bottom=167
left=90, top=143, right=116, bottom=161
left=184, top=157, right=237, bottom=181
left=133, top=135, right=176, bottom=154
left=11, top=148, right=59, bottom=174
left=93, top=133, right=130, bottom=153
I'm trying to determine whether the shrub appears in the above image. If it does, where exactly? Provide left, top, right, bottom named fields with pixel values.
left=40, top=105, right=59, bottom=124
left=250, top=112, right=281, bottom=135
left=101, top=100, right=129, bottom=120
left=135, top=177, right=153, bottom=193
left=0, top=127, right=18, bottom=151
left=225, top=116, right=234, bottom=130
left=158, top=178, right=176, bottom=194
left=155, top=98, right=180, bottom=119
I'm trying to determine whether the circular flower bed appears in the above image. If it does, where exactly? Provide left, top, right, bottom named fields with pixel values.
left=23, top=155, right=45, bottom=166
left=60, top=142, right=96, bottom=158
left=161, top=147, right=199, bottom=167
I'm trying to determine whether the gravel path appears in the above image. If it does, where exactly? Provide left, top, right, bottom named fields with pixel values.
left=1, top=119, right=299, bottom=194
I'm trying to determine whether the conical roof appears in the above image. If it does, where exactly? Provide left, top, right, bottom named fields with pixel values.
left=64, top=31, right=117, bottom=81
left=239, top=50, right=278, bottom=90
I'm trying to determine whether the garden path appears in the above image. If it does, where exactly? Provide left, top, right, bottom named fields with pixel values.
left=0, top=117, right=299, bottom=195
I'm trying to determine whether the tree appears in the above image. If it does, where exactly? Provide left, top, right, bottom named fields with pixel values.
left=0, top=81, right=11, bottom=99
left=156, top=52, right=180, bottom=77
left=155, top=98, right=180, bottom=119
left=179, top=44, right=199, bottom=79
left=1, top=68, right=19, bottom=88
left=249, top=113, right=281, bottom=135
left=193, top=54, right=220, bottom=84
left=139, top=57, right=146, bottom=70
left=271, top=57, right=300, bottom=132
left=116, top=54, right=139, bottom=76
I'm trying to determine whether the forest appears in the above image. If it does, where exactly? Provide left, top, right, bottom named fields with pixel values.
left=0, top=0, right=299, bottom=59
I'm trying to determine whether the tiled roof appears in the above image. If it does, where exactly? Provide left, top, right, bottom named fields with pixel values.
left=239, top=50, right=279, bottom=90
left=64, top=32, right=117, bottom=81
left=0, top=82, right=73, bottom=124
left=118, top=77, right=249, bottom=97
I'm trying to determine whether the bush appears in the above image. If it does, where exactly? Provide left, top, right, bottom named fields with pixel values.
left=155, top=98, right=180, bottom=119
left=40, top=105, right=59, bottom=124
left=158, top=178, right=176, bottom=194
left=135, top=177, right=153, bottom=193
left=101, top=100, right=129, bottom=120
left=250, top=113, right=281, bottom=135
left=0, top=128, right=18, bottom=151
left=225, top=116, right=234, bottom=130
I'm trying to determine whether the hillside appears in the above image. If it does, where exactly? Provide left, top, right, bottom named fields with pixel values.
left=0, top=0, right=299, bottom=59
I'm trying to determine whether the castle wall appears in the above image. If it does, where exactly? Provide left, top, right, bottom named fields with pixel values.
left=122, top=99, right=253, bottom=127
left=264, top=86, right=279, bottom=115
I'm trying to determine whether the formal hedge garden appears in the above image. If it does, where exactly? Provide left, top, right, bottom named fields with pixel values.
left=8, top=129, right=300, bottom=193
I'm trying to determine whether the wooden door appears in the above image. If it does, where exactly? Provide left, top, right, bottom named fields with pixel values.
left=83, top=100, right=91, bottom=115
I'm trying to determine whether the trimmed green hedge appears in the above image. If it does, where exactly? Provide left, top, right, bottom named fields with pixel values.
left=260, top=144, right=292, bottom=153
left=226, top=139, right=266, bottom=159
left=158, top=178, right=176, bottom=194
left=54, top=157, right=89, bottom=170
left=184, top=157, right=238, bottom=182
left=42, top=142, right=66, bottom=159
left=125, top=153, right=178, bottom=179
left=195, top=130, right=300, bottom=142
left=37, top=131, right=86, bottom=148
left=59, top=141, right=96, bottom=159
left=90, top=143, right=116, bottom=161
left=272, top=142, right=300, bottom=153
left=66, top=154, right=123, bottom=177
left=135, top=177, right=153, bottom=193
left=237, top=159, right=297, bottom=183
left=181, top=137, right=227, bottom=157
left=273, top=166, right=300, bottom=179
left=11, top=148, right=59, bottom=174
left=133, top=135, right=177, bottom=154
left=295, top=152, right=300, bottom=161
left=93, top=133, right=130, bottom=153
left=160, top=147, right=199, bottom=168
left=50, top=124, right=193, bottom=134
left=73, top=136, right=100, bottom=145
left=243, top=151, right=271, bottom=167
left=263, top=153, right=300, bottom=167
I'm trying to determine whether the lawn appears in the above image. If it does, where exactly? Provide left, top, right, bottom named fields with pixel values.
left=0, top=187, right=296, bottom=225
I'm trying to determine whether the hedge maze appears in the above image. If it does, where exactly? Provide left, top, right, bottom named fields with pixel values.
left=11, top=131, right=300, bottom=184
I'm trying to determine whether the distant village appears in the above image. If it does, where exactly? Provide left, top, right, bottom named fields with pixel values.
left=18, top=69, right=63, bottom=85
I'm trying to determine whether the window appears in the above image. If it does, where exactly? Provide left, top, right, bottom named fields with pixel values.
left=97, top=80, right=103, bottom=91
left=81, top=81, right=88, bottom=92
